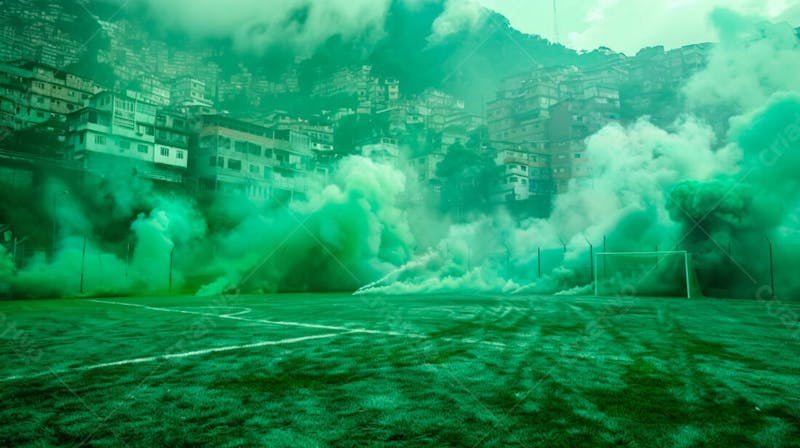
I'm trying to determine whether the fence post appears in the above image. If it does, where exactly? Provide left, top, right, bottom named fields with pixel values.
left=80, top=236, right=86, bottom=294
left=169, top=246, right=175, bottom=293
left=766, top=236, right=775, bottom=299
left=584, top=236, right=593, bottom=286
left=537, top=247, right=541, bottom=279
left=125, top=241, right=131, bottom=279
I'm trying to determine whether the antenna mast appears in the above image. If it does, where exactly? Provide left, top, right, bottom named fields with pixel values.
left=553, top=0, right=560, bottom=42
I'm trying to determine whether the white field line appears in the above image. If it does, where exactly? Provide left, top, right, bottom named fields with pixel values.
left=0, top=333, right=341, bottom=383
left=90, top=299, right=509, bottom=349
left=222, top=307, right=252, bottom=317
left=90, top=299, right=348, bottom=331
left=170, top=306, right=253, bottom=317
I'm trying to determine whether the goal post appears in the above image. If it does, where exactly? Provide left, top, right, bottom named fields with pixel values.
left=594, top=251, right=702, bottom=298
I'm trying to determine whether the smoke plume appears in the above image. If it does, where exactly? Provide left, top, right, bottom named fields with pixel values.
left=2, top=9, right=799, bottom=300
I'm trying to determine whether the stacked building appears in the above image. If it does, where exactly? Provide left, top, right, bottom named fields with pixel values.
left=492, top=142, right=551, bottom=203
left=0, top=0, right=85, bottom=68
left=0, top=60, right=103, bottom=131
left=65, top=91, right=188, bottom=183
left=191, top=114, right=315, bottom=204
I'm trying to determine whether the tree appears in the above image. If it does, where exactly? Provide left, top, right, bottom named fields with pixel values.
left=436, top=142, right=497, bottom=218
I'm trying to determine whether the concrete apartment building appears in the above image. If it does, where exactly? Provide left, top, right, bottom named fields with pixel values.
left=492, top=143, right=552, bottom=206
left=191, top=114, right=314, bottom=204
left=171, top=76, right=214, bottom=108
left=487, top=68, right=566, bottom=143
left=0, top=60, right=103, bottom=131
left=485, top=62, right=628, bottom=195
left=620, top=44, right=711, bottom=127
left=66, top=91, right=188, bottom=182
left=0, top=0, right=84, bottom=68
left=124, top=75, right=171, bottom=107
left=548, top=80, right=621, bottom=193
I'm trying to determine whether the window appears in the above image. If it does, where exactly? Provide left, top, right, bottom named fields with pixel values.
left=119, top=140, right=130, bottom=150
left=137, top=144, right=149, bottom=153
left=227, top=159, right=242, bottom=170
left=94, top=135, right=106, bottom=145
left=176, top=151, right=184, bottom=160
left=521, top=166, right=528, bottom=172
left=79, top=133, right=85, bottom=144
left=248, top=143, right=261, bottom=156
left=218, top=137, right=231, bottom=149
left=201, top=135, right=216, bottom=149
left=575, top=153, right=582, bottom=159
left=160, top=147, right=169, bottom=157
left=209, top=156, right=217, bottom=167
left=249, top=164, right=259, bottom=174
left=234, top=141, right=247, bottom=153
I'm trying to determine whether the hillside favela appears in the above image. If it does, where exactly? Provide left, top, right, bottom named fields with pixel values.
left=1, top=0, right=799, bottom=446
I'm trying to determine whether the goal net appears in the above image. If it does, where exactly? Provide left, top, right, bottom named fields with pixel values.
left=594, top=251, right=701, bottom=298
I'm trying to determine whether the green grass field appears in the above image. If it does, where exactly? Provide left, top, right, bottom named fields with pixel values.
left=1, top=293, right=798, bottom=447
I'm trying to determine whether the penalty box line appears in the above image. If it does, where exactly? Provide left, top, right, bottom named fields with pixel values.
left=91, top=299, right=348, bottom=331
left=0, top=332, right=341, bottom=383
left=90, top=299, right=508, bottom=349
left=1, top=300, right=509, bottom=382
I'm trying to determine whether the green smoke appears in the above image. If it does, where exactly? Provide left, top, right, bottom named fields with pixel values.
left=668, top=94, right=800, bottom=297
left=3, top=8, right=800, bottom=300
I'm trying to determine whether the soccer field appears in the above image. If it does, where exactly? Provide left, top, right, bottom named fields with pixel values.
left=1, top=293, right=798, bottom=447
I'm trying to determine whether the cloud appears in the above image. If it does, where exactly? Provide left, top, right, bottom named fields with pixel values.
left=478, top=0, right=799, bottom=54
left=128, top=0, right=488, bottom=56
left=131, top=0, right=394, bottom=56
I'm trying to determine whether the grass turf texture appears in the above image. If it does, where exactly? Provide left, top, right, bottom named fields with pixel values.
left=1, top=293, right=798, bottom=447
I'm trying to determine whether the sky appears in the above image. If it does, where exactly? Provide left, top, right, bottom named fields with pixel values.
left=478, top=0, right=800, bottom=54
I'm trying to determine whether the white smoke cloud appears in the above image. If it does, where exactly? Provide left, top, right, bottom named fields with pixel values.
left=429, top=0, right=486, bottom=44
left=128, top=0, right=487, bottom=56
left=131, top=0, right=394, bottom=56
left=684, top=8, right=800, bottom=112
